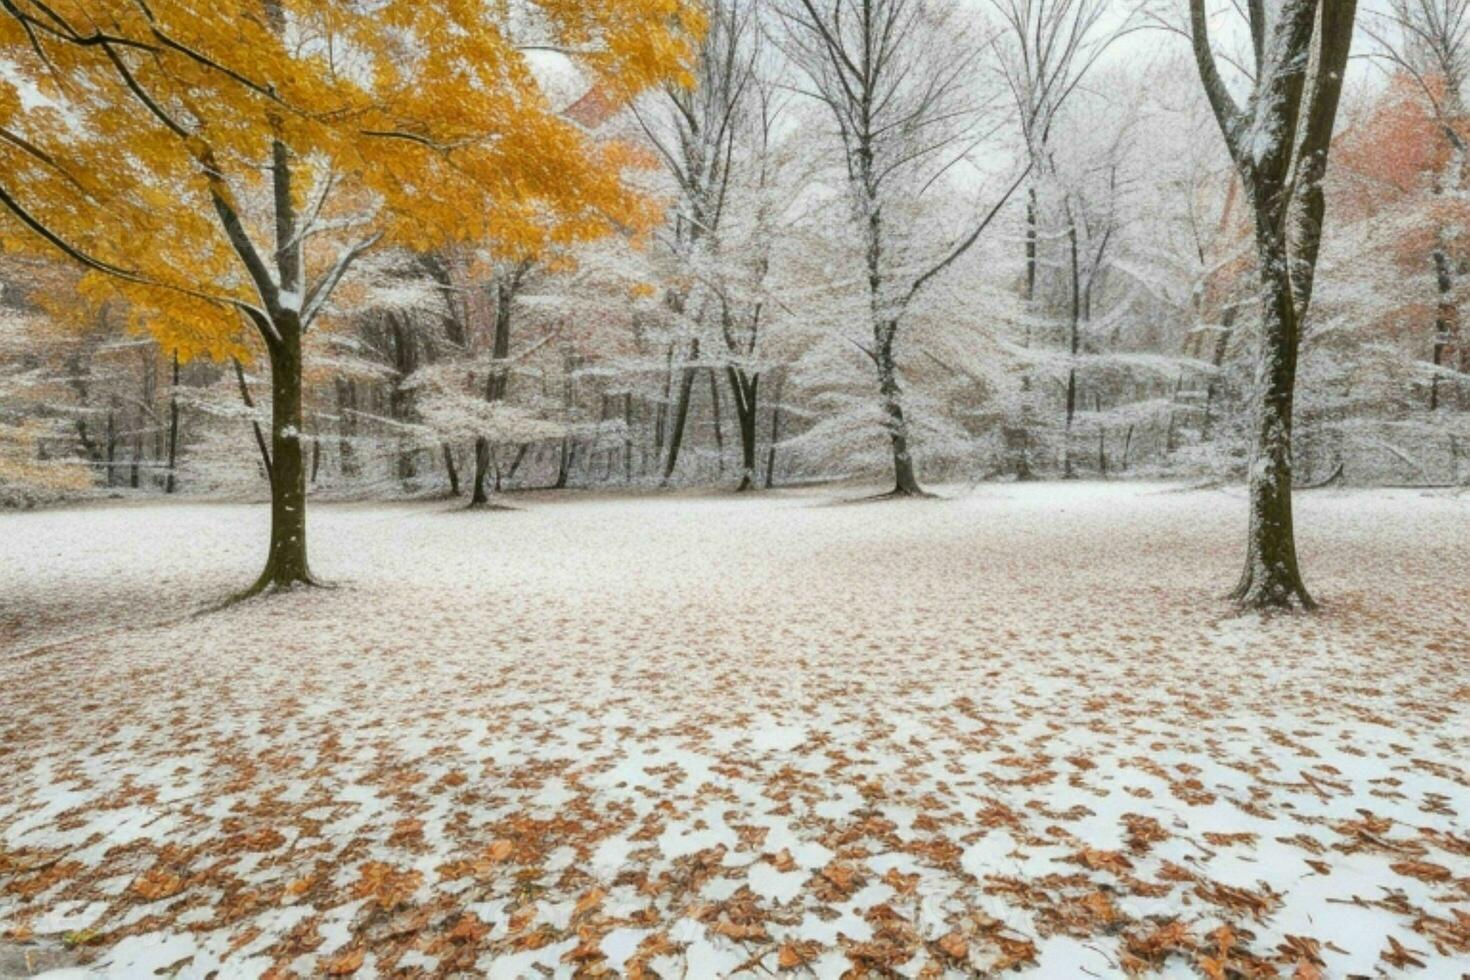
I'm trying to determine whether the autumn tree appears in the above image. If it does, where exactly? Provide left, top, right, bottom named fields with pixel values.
left=0, top=0, right=702, bottom=597
left=1363, top=1, right=1470, bottom=409
left=1188, top=0, right=1357, bottom=609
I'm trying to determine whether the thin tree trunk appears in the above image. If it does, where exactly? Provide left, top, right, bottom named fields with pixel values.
left=1431, top=247, right=1455, bottom=411
left=105, top=402, right=117, bottom=488
left=235, top=358, right=274, bottom=482
left=1064, top=208, right=1081, bottom=479
left=165, top=351, right=180, bottom=493
left=662, top=338, right=699, bottom=484
left=623, top=393, right=634, bottom=483
left=764, top=371, right=784, bottom=490
left=442, top=444, right=461, bottom=496
left=708, top=368, right=725, bottom=474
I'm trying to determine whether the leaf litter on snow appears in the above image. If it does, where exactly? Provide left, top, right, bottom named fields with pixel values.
left=0, top=484, right=1466, bottom=977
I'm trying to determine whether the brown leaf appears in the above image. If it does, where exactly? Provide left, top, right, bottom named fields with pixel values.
left=937, top=930, right=968, bottom=960
left=324, top=948, right=365, bottom=976
left=130, top=868, right=184, bottom=902
left=1390, top=860, right=1452, bottom=883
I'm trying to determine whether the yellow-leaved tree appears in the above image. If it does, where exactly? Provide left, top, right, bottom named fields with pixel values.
left=0, top=0, right=703, bottom=597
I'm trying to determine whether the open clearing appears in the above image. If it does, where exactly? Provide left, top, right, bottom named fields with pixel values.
left=1, top=483, right=1467, bottom=978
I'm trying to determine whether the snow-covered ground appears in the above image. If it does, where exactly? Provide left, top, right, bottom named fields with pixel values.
left=1, top=483, right=1466, bottom=978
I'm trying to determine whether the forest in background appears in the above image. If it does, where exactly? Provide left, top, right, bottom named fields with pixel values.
left=2, top=1, right=1466, bottom=515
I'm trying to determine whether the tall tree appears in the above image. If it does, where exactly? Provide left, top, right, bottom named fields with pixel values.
left=1188, top=0, right=1358, bottom=609
left=779, top=0, right=1024, bottom=496
left=0, top=0, right=702, bottom=597
left=1364, top=0, right=1470, bottom=410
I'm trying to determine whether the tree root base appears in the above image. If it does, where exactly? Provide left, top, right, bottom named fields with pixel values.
left=1228, top=578, right=1317, bottom=613
left=211, top=571, right=327, bottom=612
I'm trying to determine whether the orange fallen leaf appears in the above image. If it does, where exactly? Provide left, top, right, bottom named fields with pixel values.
left=324, top=947, right=365, bottom=976
left=937, top=931, right=968, bottom=960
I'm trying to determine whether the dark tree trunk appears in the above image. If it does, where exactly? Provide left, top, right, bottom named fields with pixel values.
left=471, top=436, right=492, bottom=505
left=442, top=443, right=461, bottom=496
left=245, top=317, right=315, bottom=595
left=1431, top=247, right=1456, bottom=411
left=1189, top=0, right=1354, bottom=610
left=235, top=358, right=274, bottom=482
left=1230, top=215, right=1312, bottom=609
left=662, top=339, right=699, bottom=484
left=764, top=370, right=784, bottom=489
left=726, top=367, right=760, bottom=491
left=165, top=351, right=180, bottom=493
left=506, top=443, right=529, bottom=483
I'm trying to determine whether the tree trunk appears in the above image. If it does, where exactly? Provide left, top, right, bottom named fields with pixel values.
left=708, top=368, right=725, bottom=474
left=623, top=393, right=634, bottom=483
left=105, top=403, right=117, bottom=488
left=662, top=338, right=699, bottom=484
left=165, top=351, right=180, bottom=493
left=442, top=443, right=461, bottom=496
left=1431, top=247, right=1456, bottom=411
left=1231, top=220, right=1313, bottom=610
left=764, top=371, right=784, bottom=490
left=727, top=367, right=759, bottom=491
left=388, top=311, right=418, bottom=484
left=1064, top=208, right=1080, bottom=479
left=245, top=319, right=315, bottom=596
left=875, top=323, right=924, bottom=496
left=471, top=436, right=492, bottom=505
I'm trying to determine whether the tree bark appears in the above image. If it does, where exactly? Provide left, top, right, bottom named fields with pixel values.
left=244, top=317, right=315, bottom=595
left=165, top=351, right=180, bottom=493
left=1189, top=0, right=1355, bottom=610
left=662, top=338, right=699, bottom=484
left=1064, top=206, right=1081, bottom=479
left=1230, top=214, right=1312, bottom=609
left=875, top=321, right=923, bottom=496
left=726, top=367, right=759, bottom=491
left=1431, top=247, right=1456, bottom=411
left=764, top=370, right=784, bottom=489
left=442, top=443, right=461, bottom=496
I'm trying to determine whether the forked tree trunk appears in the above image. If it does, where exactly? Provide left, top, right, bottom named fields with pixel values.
left=726, top=367, right=759, bottom=491
left=1189, top=0, right=1354, bottom=610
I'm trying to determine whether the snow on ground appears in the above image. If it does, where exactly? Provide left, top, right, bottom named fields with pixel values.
left=0, top=482, right=1466, bottom=978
